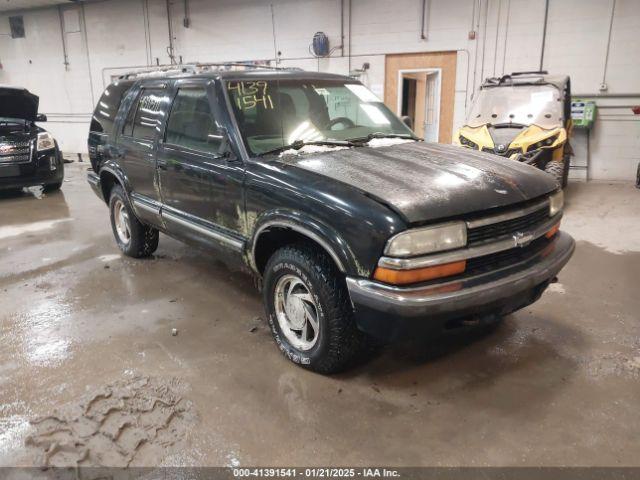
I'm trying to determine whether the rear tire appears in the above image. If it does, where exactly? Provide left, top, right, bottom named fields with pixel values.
left=109, top=185, right=159, bottom=258
left=263, top=243, right=368, bottom=374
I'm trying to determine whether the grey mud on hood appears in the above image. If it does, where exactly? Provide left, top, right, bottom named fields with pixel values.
left=0, top=87, right=39, bottom=122
left=279, top=141, right=558, bottom=223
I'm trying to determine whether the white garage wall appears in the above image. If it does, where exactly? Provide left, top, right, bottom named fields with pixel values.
left=0, top=0, right=638, bottom=181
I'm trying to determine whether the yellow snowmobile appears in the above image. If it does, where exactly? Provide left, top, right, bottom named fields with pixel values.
left=455, top=71, right=572, bottom=187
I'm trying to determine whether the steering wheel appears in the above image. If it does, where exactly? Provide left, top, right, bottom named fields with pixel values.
left=326, top=117, right=356, bottom=130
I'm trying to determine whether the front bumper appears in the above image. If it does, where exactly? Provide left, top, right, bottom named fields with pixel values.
left=347, top=231, right=575, bottom=341
left=0, top=149, right=63, bottom=190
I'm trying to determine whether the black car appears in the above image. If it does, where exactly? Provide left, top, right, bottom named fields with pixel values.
left=0, top=87, right=64, bottom=192
left=87, top=66, right=575, bottom=373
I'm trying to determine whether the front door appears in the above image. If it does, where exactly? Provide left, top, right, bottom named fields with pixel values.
left=157, top=81, right=245, bottom=251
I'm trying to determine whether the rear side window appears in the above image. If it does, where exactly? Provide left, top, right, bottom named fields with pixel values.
left=122, top=88, right=165, bottom=141
left=164, top=88, right=222, bottom=153
left=90, top=81, right=133, bottom=134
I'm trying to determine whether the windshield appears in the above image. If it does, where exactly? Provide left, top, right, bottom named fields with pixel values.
left=225, top=78, right=413, bottom=156
left=467, top=84, right=563, bottom=129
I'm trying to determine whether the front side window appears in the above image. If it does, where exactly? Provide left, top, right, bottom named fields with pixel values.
left=164, top=87, right=222, bottom=153
left=226, top=79, right=412, bottom=156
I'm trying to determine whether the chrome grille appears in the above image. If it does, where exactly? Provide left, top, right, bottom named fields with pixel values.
left=466, top=235, right=551, bottom=274
left=417, top=235, right=554, bottom=287
left=467, top=204, right=550, bottom=246
left=0, top=140, right=32, bottom=164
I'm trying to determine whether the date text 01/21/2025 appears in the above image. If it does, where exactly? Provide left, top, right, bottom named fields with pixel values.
left=232, top=468, right=401, bottom=478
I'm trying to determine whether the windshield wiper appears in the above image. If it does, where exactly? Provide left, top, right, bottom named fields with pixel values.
left=261, top=139, right=356, bottom=156
left=350, top=132, right=421, bottom=144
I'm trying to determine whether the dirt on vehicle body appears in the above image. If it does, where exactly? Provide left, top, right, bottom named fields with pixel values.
left=87, top=65, right=574, bottom=373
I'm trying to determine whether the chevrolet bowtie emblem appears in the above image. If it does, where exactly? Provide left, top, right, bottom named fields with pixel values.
left=513, top=231, right=533, bottom=248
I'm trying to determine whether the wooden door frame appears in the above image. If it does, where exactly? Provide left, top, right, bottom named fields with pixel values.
left=384, top=51, right=457, bottom=143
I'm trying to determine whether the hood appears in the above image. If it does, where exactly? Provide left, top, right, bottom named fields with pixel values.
left=460, top=124, right=565, bottom=156
left=278, top=142, right=558, bottom=224
left=0, top=87, right=39, bottom=122
left=508, top=124, right=565, bottom=152
left=488, top=125, right=524, bottom=152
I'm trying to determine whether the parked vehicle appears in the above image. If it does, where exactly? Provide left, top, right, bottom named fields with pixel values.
left=0, top=87, right=63, bottom=192
left=87, top=65, right=575, bottom=373
left=455, top=71, right=572, bottom=187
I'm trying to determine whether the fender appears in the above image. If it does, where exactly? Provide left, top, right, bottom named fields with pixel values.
left=98, top=160, right=133, bottom=204
left=249, top=209, right=362, bottom=276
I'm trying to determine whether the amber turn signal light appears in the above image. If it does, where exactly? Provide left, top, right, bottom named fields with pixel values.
left=545, top=222, right=560, bottom=239
left=373, top=260, right=466, bottom=286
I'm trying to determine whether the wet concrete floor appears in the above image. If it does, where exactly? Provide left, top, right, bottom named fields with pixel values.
left=1, top=163, right=639, bottom=467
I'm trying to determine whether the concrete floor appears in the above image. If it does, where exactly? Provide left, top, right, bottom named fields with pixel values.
left=1, top=162, right=639, bottom=467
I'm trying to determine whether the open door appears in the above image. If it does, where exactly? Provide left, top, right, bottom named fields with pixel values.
left=385, top=52, right=456, bottom=143
left=423, top=71, right=440, bottom=143
left=397, top=70, right=441, bottom=141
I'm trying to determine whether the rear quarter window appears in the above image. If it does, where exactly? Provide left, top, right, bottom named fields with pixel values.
left=90, top=81, right=133, bottom=134
left=121, top=88, right=166, bottom=141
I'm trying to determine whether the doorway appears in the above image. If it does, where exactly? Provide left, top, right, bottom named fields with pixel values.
left=397, top=69, right=441, bottom=142
left=384, top=51, right=457, bottom=143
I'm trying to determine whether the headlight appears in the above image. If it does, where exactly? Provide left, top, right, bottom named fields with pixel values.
left=549, top=190, right=564, bottom=217
left=37, top=132, right=56, bottom=151
left=528, top=134, right=558, bottom=152
left=459, top=135, right=478, bottom=149
left=385, top=222, right=467, bottom=257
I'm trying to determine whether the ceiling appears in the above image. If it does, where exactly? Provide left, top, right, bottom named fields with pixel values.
left=0, top=0, right=76, bottom=12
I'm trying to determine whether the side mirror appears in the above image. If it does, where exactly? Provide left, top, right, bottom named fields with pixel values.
left=36, top=114, right=48, bottom=122
left=401, top=115, right=413, bottom=130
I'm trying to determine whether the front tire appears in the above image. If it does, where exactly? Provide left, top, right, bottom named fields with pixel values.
left=43, top=181, right=62, bottom=192
left=561, top=154, right=571, bottom=187
left=263, top=244, right=367, bottom=374
left=109, top=185, right=159, bottom=258
left=544, top=159, right=567, bottom=188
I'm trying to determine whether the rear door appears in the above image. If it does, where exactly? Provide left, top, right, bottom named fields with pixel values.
left=118, top=82, right=171, bottom=205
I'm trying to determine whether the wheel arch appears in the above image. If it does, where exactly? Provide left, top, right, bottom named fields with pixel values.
left=250, top=212, right=360, bottom=277
left=99, top=165, right=130, bottom=204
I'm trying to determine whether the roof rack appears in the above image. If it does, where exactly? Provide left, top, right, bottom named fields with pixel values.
left=482, top=71, right=549, bottom=87
left=117, top=62, right=302, bottom=80
left=511, top=70, right=548, bottom=76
